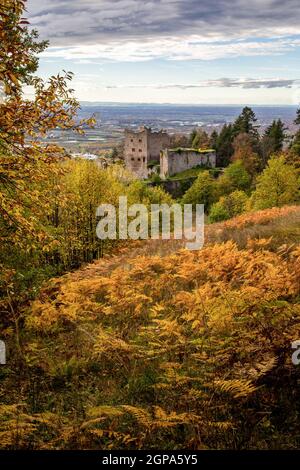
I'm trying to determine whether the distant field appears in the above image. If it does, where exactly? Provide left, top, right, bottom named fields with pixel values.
left=42, top=104, right=299, bottom=154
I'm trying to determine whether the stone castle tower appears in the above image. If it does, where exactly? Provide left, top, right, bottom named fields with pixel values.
left=124, top=126, right=170, bottom=179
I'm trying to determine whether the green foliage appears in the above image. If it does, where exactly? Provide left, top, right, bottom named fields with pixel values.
left=209, top=190, right=248, bottom=222
left=216, top=124, right=234, bottom=167
left=181, top=170, right=217, bottom=211
left=250, top=155, right=300, bottom=210
left=233, top=106, right=259, bottom=138
left=169, top=166, right=210, bottom=180
left=208, top=201, right=229, bottom=222
left=209, top=129, right=218, bottom=149
left=217, top=160, right=251, bottom=195
left=261, top=120, right=288, bottom=166
left=288, top=130, right=300, bottom=164
left=149, top=172, right=162, bottom=183
left=294, top=108, right=300, bottom=126
left=264, top=119, right=287, bottom=154
left=191, top=129, right=209, bottom=149
left=127, top=180, right=173, bottom=206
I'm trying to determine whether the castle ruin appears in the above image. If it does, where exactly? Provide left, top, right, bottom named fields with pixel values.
left=160, top=148, right=216, bottom=179
left=124, top=126, right=216, bottom=179
left=124, top=126, right=170, bottom=179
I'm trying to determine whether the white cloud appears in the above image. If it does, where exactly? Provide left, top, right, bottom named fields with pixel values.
left=106, top=78, right=300, bottom=89
left=40, top=36, right=300, bottom=62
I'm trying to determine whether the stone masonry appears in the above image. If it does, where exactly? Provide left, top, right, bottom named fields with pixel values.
left=160, top=148, right=216, bottom=179
left=124, top=126, right=171, bottom=179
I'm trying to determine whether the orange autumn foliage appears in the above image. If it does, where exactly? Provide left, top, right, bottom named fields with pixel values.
left=14, top=208, right=299, bottom=449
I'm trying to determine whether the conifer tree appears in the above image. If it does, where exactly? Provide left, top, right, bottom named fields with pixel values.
left=233, top=106, right=259, bottom=138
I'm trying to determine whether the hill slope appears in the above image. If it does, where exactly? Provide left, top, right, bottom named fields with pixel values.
left=1, top=206, right=300, bottom=449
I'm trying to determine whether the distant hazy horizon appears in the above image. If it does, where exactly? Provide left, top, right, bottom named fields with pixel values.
left=80, top=101, right=299, bottom=107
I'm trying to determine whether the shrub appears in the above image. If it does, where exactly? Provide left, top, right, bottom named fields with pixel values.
left=182, top=170, right=217, bottom=212
left=209, top=201, right=229, bottom=222
left=209, top=190, right=248, bottom=223
left=217, top=160, right=251, bottom=196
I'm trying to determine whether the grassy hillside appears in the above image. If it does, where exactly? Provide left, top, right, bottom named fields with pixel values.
left=1, top=205, right=300, bottom=449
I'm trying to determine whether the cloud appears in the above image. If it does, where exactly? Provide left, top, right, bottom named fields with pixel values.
left=40, top=37, right=300, bottom=62
left=27, top=0, right=300, bottom=44
left=106, top=78, right=299, bottom=89
left=26, top=0, right=300, bottom=62
left=201, top=78, right=299, bottom=89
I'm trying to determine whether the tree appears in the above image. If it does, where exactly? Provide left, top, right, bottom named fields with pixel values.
left=263, top=119, right=287, bottom=157
left=0, top=0, right=95, bottom=321
left=127, top=180, right=173, bottom=207
left=170, top=133, right=189, bottom=148
left=232, top=133, right=260, bottom=176
left=189, top=128, right=197, bottom=146
left=208, top=201, right=229, bottom=222
left=0, top=0, right=95, bottom=248
left=217, top=160, right=251, bottom=196
left=251, top=156, right=300, bottom=210
left=209, top=130, right=218, bottom=150
left=287, top=110, right=300, bottom=167
left=190, top=128, right=209, bottom=149
left=216, top=124, right=234, bottom=167
left=182, top=171, right=217, bottom=211
left=111, top=147, right=118, bottom=159
left=209, top=190, right=248, bottom=223
left=0, top=0, right=48, bottom=96
left=233, top=106, right=259, bottom=138
left=55, top=159, right=125, bottom=266
left=287, top=132, right=300, bottom=167
left=221, top=190, right=248, bottom=217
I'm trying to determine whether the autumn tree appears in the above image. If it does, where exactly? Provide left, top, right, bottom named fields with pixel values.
left=231, top=132, right=260, bottom=176
left=0, top=1, right=95, bottom=246
left=0, top=0, right=48, bottom=96
left=0, top=0, right=95, bottom=319
left=170, top=133, right=189, bottom=148
left=189, top=128, right=209, bottom=149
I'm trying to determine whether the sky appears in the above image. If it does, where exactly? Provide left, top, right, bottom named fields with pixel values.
left=26, top=0, right=300, bottom=105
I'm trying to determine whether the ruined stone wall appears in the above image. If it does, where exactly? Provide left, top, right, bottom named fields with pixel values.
left=160, top=149, right=216, bottom=179
left=147, top=132, right=171, bottom=163
left=124, top=128, right=148, bottom=178
left=124, top=127, right=171, bottom=179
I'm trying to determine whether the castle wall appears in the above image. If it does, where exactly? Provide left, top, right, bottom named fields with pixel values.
left=147, top=132, right=170, bottom=163
left=124, top=127, right=170, bottom=179
left=124, top=128, right=148, bottom=178
left=160, top=149, right=216, bottom=179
